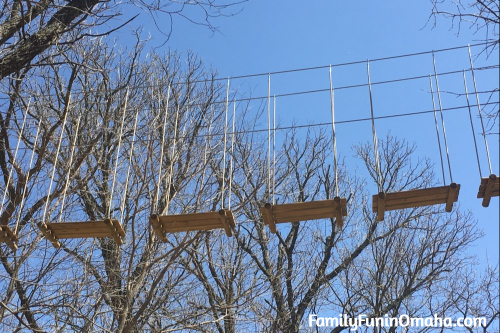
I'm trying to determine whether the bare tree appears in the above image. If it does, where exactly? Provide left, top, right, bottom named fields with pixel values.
left=427, top=0, right=499, bottom=54
left=0, top=0, right=244, bottom=80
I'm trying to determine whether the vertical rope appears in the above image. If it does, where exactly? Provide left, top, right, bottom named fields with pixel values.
left=228, top=101, right=236, bottom=209
left=267, top=74, right=271, bottom=202
left=42, top=99, right=70, bottom=224
left=0, top=101, right=30, bottom=216
left=432, top=53, right=453, bottom=183
left=153, top=86, right=171, bottom=213
left=15, top=119, right=42, bottom=233
left=329, top=66, right=340, bottom=198
left=120, top=109, right=140, bottom=222
left=272, top=95, right=276, bottom=205
left=221, top=78, right=230, bottom=209
left=58, top=116, right=81, bottom=223
left=429, top=75, right=447, bottom=185
left=165, top=101, right=181, bottom=215
left=366, top=61, right=383, bottom=192
left=107, top=90, right=129, bottom=218
left=468, top=45, right=492, bottom=175
left=462, top=70, right=482, bottom=179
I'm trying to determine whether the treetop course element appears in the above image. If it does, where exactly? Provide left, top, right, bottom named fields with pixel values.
left=1, top=46, right=497, bottom=251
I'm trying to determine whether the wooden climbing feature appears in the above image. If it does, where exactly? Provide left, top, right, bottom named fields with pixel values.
left=38, top=219, right=125, bottom=249
left=477, top=174, right=499, bottom=207
left=261, top=197, right=347, bottom=233
left=150, top=210, right=236, bottom=241
left=372, top=183, right=460, bottom=221
left=0, top=225, right=19, bottom=251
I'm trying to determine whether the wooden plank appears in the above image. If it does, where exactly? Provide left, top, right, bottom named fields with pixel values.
left=261, top=203, right=277, bottom=233
left=334, top=197, right=344, bottom=228
left=111, top=219, right=125, bottom=237
left=0, top=226, right=18, bottom=251
left=376, top=192, right=386, bottom=221
left=37, top=222, right=61, bottom=248
left=104, top=218, right=124, bottom=245
left=157, top=211, right=222, bottom=223
left=480, top=174, right=498, bottom=207
left=226, top=210, right=236, bottom=228
left=274, top=211, right=336, bottom=224
left=270, top=199, right=338, bottom=214
left=160, top=219, right=222, bottom=230
left=276, top=205, right=335, bottom=221
left=47, top=221, right=109, bottom=229
left=162, top=224, right=223, bottom=233
left=218, top=210, right=232, bottom=237
left=149, top=215, right=167, bottom=241
left=445, top=183, right=460, bottom=212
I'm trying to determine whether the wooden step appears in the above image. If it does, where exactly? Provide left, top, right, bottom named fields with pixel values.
left=0, top=225, right=18, bottom=251
left=372, top=183, right=460, bottom=221
left=37, top=219, right=125, bottom=248
left=149, top=209, right=236, bottom=242
left=477, top=174, right=499, bottom=207
left=261, top=197, right=347, bottom=233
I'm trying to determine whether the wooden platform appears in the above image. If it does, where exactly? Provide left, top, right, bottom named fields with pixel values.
left=149, top=209, right=236, bottom=242
left=261, top=197, right=348, bottom=233
left=477, top=174, right=499, bottom=207
left=372, top=183, right=460, bottom=221
left=37, top=219, right=125, bottom=249
left=0, top=225, right=18, bottom=251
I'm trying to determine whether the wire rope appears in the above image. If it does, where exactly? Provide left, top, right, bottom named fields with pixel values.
left=153, top=86, right=171, bottom=213
left=429, top=75, right=447, bottom=185
left=468, top=45, right=493, bottom=175
left=462, top=70, right=483, bottom=179
left=432, top=52, right=454, bottom=183
left=228, top=101, right=236, bottom=209
left=57, top=116, right=81, bottom=223
left=221, top=78, right=230, bottom=209
left=120, top=109, right=140, bottom=222
left=329, top=65, right=340, bottom=198
left=366, top=61, right=383, bottom=193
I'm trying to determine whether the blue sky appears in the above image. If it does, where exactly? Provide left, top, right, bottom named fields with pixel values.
left=125, top=1, right=499, bottom=264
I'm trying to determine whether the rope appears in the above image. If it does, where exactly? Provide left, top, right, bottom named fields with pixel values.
left=107, top=90, right=129, bottom=218
left=42, top=98, right=70, bottom=224
left=0, top=102, right=30, bottom=217
left=273, top=95, right=276, bottom=205
left=366, top=61, right=383, bottom=193
left=432, top=53, right=453, bottom=183
left=329, top=66, right=340, bottom=198
left=468, top=45, right=492, bottom=175
left=267, top=74, right=271, bottom=203
left=14, top=119, right=42, bottom=233
left=120, top=109, right=140, bottom=222
left=153, top=86, right=171, bottom=213
left=462, top=70, right=483, bottom=179
left=221, top=78, right=230, bottom=209
left=58, top=116, right=81, bottom=223
left=228, top=102, right=236, bottom=209
left=164, top=101, right=181, bottom=215
left=429, top=75, right=447, bottom=185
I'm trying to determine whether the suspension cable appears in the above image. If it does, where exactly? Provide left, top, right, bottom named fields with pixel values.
left=107, top=90, right=129, bottom=218
left=273, top=95, right=276, bottom=205
left=429, top=75, right=447, bottom=185
left=366, top=61, right=383, bottom=192
left=228, top=101, right=236, bottom=209
left=432, top=52, right=453, bottom=183
left=329, top=65, right=340, bottom=198
left=267, top=74, right=271, bottom=203
left=164, top=101, right=181, bottom=216
left=120, top=109, right=140, bottom=222
left=14, top=119, right=42, bottom=233
left=58, top=116, right=81, bottom=223
left=462, top=70, right=482, bottom=179
left=468, top=45, right=492, bottom=175
left=0, top=102, right=30, bottom=217
left=42, top=98, right=70, bottom=224
left=221, top=78, right=230, bottom=209
left=153, top=86, right=171, bottom=213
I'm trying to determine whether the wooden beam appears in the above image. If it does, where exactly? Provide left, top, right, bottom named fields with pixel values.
left=334, top=196, right=344, bottom=228
left=104, top=218, right=124, bottom=245
left=0, top=226, right=18, bottom=251
left=37, top=222, right=61, bottom=248
left=445, top=183, right=459, bottom=212
left=377, top=192, right=386, bottom=221
left=482, top=174, right=497, bottom=207
left=218, top=209, right=232, bottom=237
left=262, top=203, right=277, bottom=233
left=149, top=214, right=166, bottom=241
